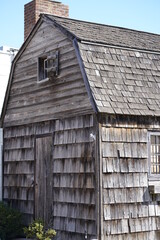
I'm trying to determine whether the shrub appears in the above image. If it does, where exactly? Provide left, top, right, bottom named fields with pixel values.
left=0, top=202, right=23, bottom=239
left=24, top=219, right=56, bottom=240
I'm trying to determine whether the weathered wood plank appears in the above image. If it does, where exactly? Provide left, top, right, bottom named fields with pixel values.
left=102, top=142, right=147, bottom=158
left=10, top=71, right=83, bottom=101
left=103, top=188, right=145, bottom=204
left=4, top=96, right=92, bottom=126
left=4, top=187, right=34, bottom=201
left=53, top=202, right=95, bottom=220
left=4, top=21, right=93, bottom=126
left=3, top=174, right=34, bottom=187
left=4, top=161, right=34, bottom=174
left=8, top=86, right=87, bottom=113
left=53, top=173, right=95, bottom=189
left=104, top=203, right=150, bottom=220
left=53, top=158, right=94, bottom=173
left=35, top=135, right=53, bottom=225
left=53, top=142, right=95, bottom=159
left=4, top=136, right=34, bottom=149
left=103, top=173, right=147, bottom=189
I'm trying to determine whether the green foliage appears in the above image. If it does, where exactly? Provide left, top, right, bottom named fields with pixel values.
left=24, top=219, right=56, bottom=240
left=0, top=202, right=23, bottom=240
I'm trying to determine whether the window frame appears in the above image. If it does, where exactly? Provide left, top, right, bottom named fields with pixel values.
left=148, top=131, right=160, bottom=180
left=37, top=55, right=49, bottom=83
left=37, top=51, right=59, bottom=83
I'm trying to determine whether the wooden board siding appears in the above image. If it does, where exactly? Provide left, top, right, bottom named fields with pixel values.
left=4, top=21, right=93, bottom=127
left=99, top=115, right=160, bottom=239
left=3, top=114, right=97, bottom=239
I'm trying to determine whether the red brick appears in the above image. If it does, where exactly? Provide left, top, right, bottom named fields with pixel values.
left=24, top=0, right=69, bottom=40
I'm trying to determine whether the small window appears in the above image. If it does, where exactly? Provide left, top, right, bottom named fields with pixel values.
left=38, top=56, right=48, bottom=81
left=38, top=51, right=59, bottom=82
left=148, top=133, right=160, bottom=176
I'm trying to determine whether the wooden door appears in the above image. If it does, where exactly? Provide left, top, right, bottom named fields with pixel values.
left=35, top=135, right=53, bottom=225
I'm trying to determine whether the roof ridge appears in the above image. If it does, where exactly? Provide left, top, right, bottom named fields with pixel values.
left=42, top=13, right=160, bottom=52
left=43, top=13, right=160, bottom=37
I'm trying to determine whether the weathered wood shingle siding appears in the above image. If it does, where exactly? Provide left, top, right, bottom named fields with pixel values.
left=52, top=115, right=97, bottom=239
left=3, top=12, right=160, bottom=240
left=3, top=19, right=96, bottom=238
left=4, top=21, right=93, bottom=127
left=3, top=124, right=37, bottom=224
left=3, top=115, right=97, bottom=239
left=99, top=115, right=160, bottom=239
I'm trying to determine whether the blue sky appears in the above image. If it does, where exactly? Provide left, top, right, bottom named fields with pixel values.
left=1, top=0, right=160, bottom=49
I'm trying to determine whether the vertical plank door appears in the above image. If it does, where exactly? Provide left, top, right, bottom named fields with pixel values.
left=35, top=135, right=53, bottom=225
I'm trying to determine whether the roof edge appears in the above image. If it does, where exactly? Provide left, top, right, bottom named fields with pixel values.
left=80, top=40, right=160, bottom=55
left=41, top=14, right=81, bottom=41
left=73, top=38, right=98, bottom=114
left=43, top=13, right=160, bottom=38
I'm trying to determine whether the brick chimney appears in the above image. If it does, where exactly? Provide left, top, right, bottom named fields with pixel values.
left=24, top=0, right=69, bottom=40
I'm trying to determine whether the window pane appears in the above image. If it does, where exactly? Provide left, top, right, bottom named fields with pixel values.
left=150, top=135, right=160, bottom=174
left=151, top=135, right=156, bottom=144
left=44, top=59, right=48, bottom=79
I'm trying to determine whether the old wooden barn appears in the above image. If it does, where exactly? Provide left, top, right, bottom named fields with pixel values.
left=1, top=2, right=160, bottom=239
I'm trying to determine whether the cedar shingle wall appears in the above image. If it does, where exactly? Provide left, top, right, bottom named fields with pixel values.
left=3, top=124, right=37, bottom=224
left=52, top=115, right=97, bottom=239
left=101, top=115, right=160, bottom=239
left=3, top=114, right=97, bottom=239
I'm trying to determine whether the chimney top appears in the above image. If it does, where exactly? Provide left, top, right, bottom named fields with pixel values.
left=24, top=0, right=69, bottom=40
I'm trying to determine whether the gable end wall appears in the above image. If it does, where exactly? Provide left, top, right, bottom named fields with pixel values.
left=4, top=21, right=93, bottom=127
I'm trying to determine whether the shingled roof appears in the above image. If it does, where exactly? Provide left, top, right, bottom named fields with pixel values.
left=47, top=15, right=160, bottom=52
left=47, top=15, right=160, bottom=115
left=45, top=15, right=160, bottom=116
left=78, top=43, right=160, bottom=116
left=3, top=14, right=160, bottom=123
left=44, top=15, right=160, bottom=116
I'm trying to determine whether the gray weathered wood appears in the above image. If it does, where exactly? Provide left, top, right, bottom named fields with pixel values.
left=35, top=135, right=53, bottom=225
